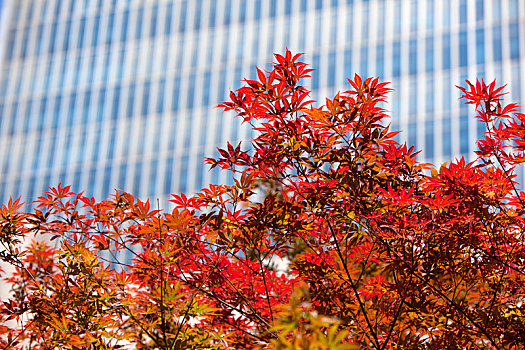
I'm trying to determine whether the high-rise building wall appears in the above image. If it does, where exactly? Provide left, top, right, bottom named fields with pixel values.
left=0, top=0, right=524, bottom=208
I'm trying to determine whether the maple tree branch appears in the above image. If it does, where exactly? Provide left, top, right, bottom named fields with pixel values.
left=376, top=236, right=501, bottom=349
left=326, top=220, right=381, bottom=349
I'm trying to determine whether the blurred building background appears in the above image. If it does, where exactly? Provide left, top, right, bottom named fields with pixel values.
left=0, top=0, right=523, bottom=209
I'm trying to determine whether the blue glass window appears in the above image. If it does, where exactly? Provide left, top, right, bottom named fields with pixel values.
left=102, top=165, right=111, bottom=196
left=17, top=28, right=28, bottom=60
left=23, top=100, right=32, bottom=133
left=62, top=21, right=73, bottom=53
left=202, top=71, right=211, bottom=106
left=97, top=88, right=106, bottom=123
left=217, top=69, right=227, bottom=102
left=270, top=0, right=277, bottom=18
left=425, top=36, right=434, bottom=72
left=37, top=97, right=48, bottom=130
left=53, top=97, right=62, bottom=129
left=330, top=14, right=337, bottom=46
left=169, top=119, right=177, bottom=151
left=362, top=3, right=369, bottom=40
left=67, top=1, right=75, bottom=14
left=172, top=77, right=180, bottom=111
left=377, top=2, right=385, bottom=37
left=164, top=157, right=173, bottom=193
left=165, top=4, right=172, bottom=34
left=28, top=176, right=36, bottom=204
left=179, top=156, right=188, bottom=193
left=102, top=52, right=110, bottom=83
left=34, top=24, right=46, bottom=56
left=195, top=157, right=205, bottom=190
left=512, top=65, right=521, bottom=101
left=409, top=80, right=417, bottom=115
left=425, top=120, right=434, bottom=159
left=440, top=2, right=451, bottom=27
left=49, top=22, right=58, bottom=53
left=32, top=137, right=42, bottom=171
left=9, top=103, right=19, bottom=134
left=214, top=113, right=223, bottom=145
left=183, top=115, right=193, bottom=149
left=112, top=86, right=121, bottom=120
left=300, top=0, right=307, bottom=12
left=394, top=1, right=401, bottom=35
left=360, top=47, right=368, bottom=78
left=199, top=116, right=208, bottom=147
left=410, top=0, right=418, bottom=32
left=117, top=49, right=125, bottom=80
left=224, top=0, right=232, bottom=25
left=221, top=32, right=229, bottom=63
left=187, top=75, right=195, bottom=110
left=68, top=93, right=77, bottom=127
left=476, top=0, right=484, bottom=21
left=191, top=35, right=200, bottom=68
left=136, top=8, right=143, bottom=39
left=48, top=136, right=58, bottom=168
left=314, top=16, right=321, bottom=48
left=157, top=79, right=165, bottom=114
left=150, top=5, right=158, bottom=37
left=12, top=4, right=21, bottom=22
left=426, top=0, right=434, bottom=30
left=133, top=162, right=142, bottom=194
left=40, top=2, right=49, bottom=20
left=409, top=39, right=417, bottom=75
left=54, top=0, right=61, bottom=16
left=148, top=160, right=158, bottom=196
left=492, top=1, right=501, bottom=21
left=459, top=31, right=468, bottom=67
left=311, top=54, right=320, bottom=89
left=285, top=1, right=292, bottom=15
left=346, top=8, right=353, bottom=43
left=316, top=0, right=323, bottom=10
left=509, top=0, right=519, bottom=19
left=239, top=1, right=248, bottom=22
left=118, top=163, right=127, bottom=188
left=493, top=26, right=502, bottom=62
left=141, top=82, right=150, bottom=116
left=460, top=114, right=469, bottom=154
left=179, top=1, right=187, bottom=33
left=408, top=123, right=417, bottom=148
left=234, top=66, right=242, bottom=90
left=121, top=10, right=129, bottom=41
left=392, top=41, right=401, bottom=77
left=236, top=29, right=245, bottom=61
left=509, top=22, right=520, bottom=60
left=442, top=118, right=452, bottom=156
left=106, top=13, right=115, bottom=45
left=459, top=71, right=468, bottom=113
left=209, top=1, right=217, bottom=27
left=426, top=78, right=434, bottom=113
left=328, top=52, right=336, bottom=86
left=476, top=28, right=485, bottom=65
left=459, top=0, right=467, bottom=25
left=92, top=15, right=100, bottom=47
left=126, top=83, right=135, bottom=118
left=376, top=44, right=384, bottom=78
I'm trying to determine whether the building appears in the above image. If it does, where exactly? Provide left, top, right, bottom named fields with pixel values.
left=0, top=0, right=523, bottom=209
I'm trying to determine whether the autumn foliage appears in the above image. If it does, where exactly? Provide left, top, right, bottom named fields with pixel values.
left=1, top=51, right=525, bottom=349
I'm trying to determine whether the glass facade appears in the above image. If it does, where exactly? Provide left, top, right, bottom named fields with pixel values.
left=0, top=0, right=524, bottom=207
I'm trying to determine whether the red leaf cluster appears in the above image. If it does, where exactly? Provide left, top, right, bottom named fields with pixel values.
left=1, top=51, right=525, bottom=349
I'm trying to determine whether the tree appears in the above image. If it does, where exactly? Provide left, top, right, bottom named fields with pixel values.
left=1, top=50, right=525, bottom=349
